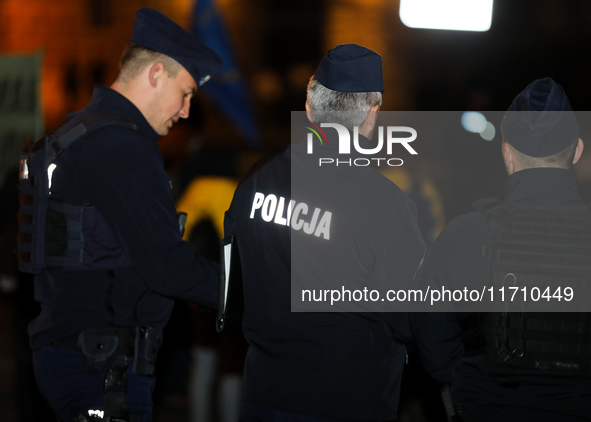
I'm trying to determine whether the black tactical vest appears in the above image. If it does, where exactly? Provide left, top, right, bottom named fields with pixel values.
left=17, top=113, right=137, bottom=273
left=460, top=197, right=591, bottom=378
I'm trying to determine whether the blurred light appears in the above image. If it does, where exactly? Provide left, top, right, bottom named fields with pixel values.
left=461, top=112, right=487, bottom=133
left=479, top=121, right=496, bottom=141
left=400, top=0, right=493, bottom=32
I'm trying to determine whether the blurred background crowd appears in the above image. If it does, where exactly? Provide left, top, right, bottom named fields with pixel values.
left=2, top=0, right=591, bottom=421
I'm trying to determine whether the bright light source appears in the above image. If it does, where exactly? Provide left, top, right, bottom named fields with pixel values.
left=400, top=0, right=493, bottom=32
left=461, top=112, right=487, bottom=133
left=479, top=121, right=496, bottom=141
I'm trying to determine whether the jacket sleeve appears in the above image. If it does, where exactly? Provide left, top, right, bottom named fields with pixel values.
left=374, top=186, right=426, bottom=344
left=410, top=311, right=463, bottom=384
left=408, top=216, right=482, bottom=384
left=410, top=243, right=462, bottom=384
left=77, top=130, right=219, bottom=308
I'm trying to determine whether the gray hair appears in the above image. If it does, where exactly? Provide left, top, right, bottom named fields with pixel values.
left=306, top=76, right=382, bottom=130
left=511, top=138, right=578, bottom=170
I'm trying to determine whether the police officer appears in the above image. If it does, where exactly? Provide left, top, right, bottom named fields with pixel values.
left=18, top=8, right=222, bottom=422
left=411, top=78, right=591, bottom=421
left=224, top=44, right=425, bottom=421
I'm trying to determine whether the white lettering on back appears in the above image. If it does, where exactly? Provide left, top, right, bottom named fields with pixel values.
left=249, top=192, right=331, bottom=240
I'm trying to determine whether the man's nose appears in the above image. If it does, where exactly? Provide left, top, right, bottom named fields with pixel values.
left=179, top=99, right=190, bottom=119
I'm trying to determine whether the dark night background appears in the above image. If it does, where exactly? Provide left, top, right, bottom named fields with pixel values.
left=2, top=0, right=591, bottom=421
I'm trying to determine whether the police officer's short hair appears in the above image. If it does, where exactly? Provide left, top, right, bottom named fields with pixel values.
left=511, top=138, right=578, bottom=170
left=306, top=76, right=382, bottom=130
left=118, top=45, right=182, bottom=83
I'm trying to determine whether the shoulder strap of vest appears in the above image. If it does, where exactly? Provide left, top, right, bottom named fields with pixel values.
left=50, top=113, right=137, bottom=155
left=473, top=197, right=511, bottom=233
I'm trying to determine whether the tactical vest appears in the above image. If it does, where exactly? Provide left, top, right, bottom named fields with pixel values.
left=17, top=113, right=137, bottom=274
left=460, top=197, right=591, bottom=378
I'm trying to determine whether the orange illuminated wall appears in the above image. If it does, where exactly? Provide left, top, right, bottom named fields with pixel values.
left=0, top=0, right=412, bottom=146
left=0, top=0, right=192, bottom=131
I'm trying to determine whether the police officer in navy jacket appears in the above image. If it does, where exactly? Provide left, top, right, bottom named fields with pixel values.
left=224, top=44, right=426, bottom=422
left=411, top=79, right=591, bottom=421
left=23, top=8, right=222, bottom=422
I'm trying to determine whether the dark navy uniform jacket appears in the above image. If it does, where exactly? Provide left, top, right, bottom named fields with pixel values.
left=29, top=86, right=218, bottom=350
left=411, top=168, right=591, bottom=421
left=224, top=136, right=425, bottom=421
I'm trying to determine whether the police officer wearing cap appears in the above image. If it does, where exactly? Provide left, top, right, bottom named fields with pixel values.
left=20, top=8, right=222, bottom=422
left=224, top=44, right=425, bottom=421
left=410, top=78, right=591, bottom=421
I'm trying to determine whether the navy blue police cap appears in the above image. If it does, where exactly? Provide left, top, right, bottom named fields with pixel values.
left=130, top=8, right=222, bottom=86
left=315, top=44, right=384, bottom=93
left=501, top=77, right=579, bottom=157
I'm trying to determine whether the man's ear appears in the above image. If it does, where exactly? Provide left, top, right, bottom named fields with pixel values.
left=502, top=138, right=515, bottom=175
left=365, top=104, right=380, bottom=131
left=305, top=100, right=313, bottom=122
left=148, top=62, right=165, bottom=88
left=573, top=138, right=584, bottom=165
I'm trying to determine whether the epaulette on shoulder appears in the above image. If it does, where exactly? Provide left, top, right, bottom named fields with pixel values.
left=473, top=197, right=500, bottom=212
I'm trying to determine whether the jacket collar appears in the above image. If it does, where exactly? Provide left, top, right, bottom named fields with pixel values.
left=73, top=85, right=160, bottom=143
left=504, top=168, right=581, bottom=207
